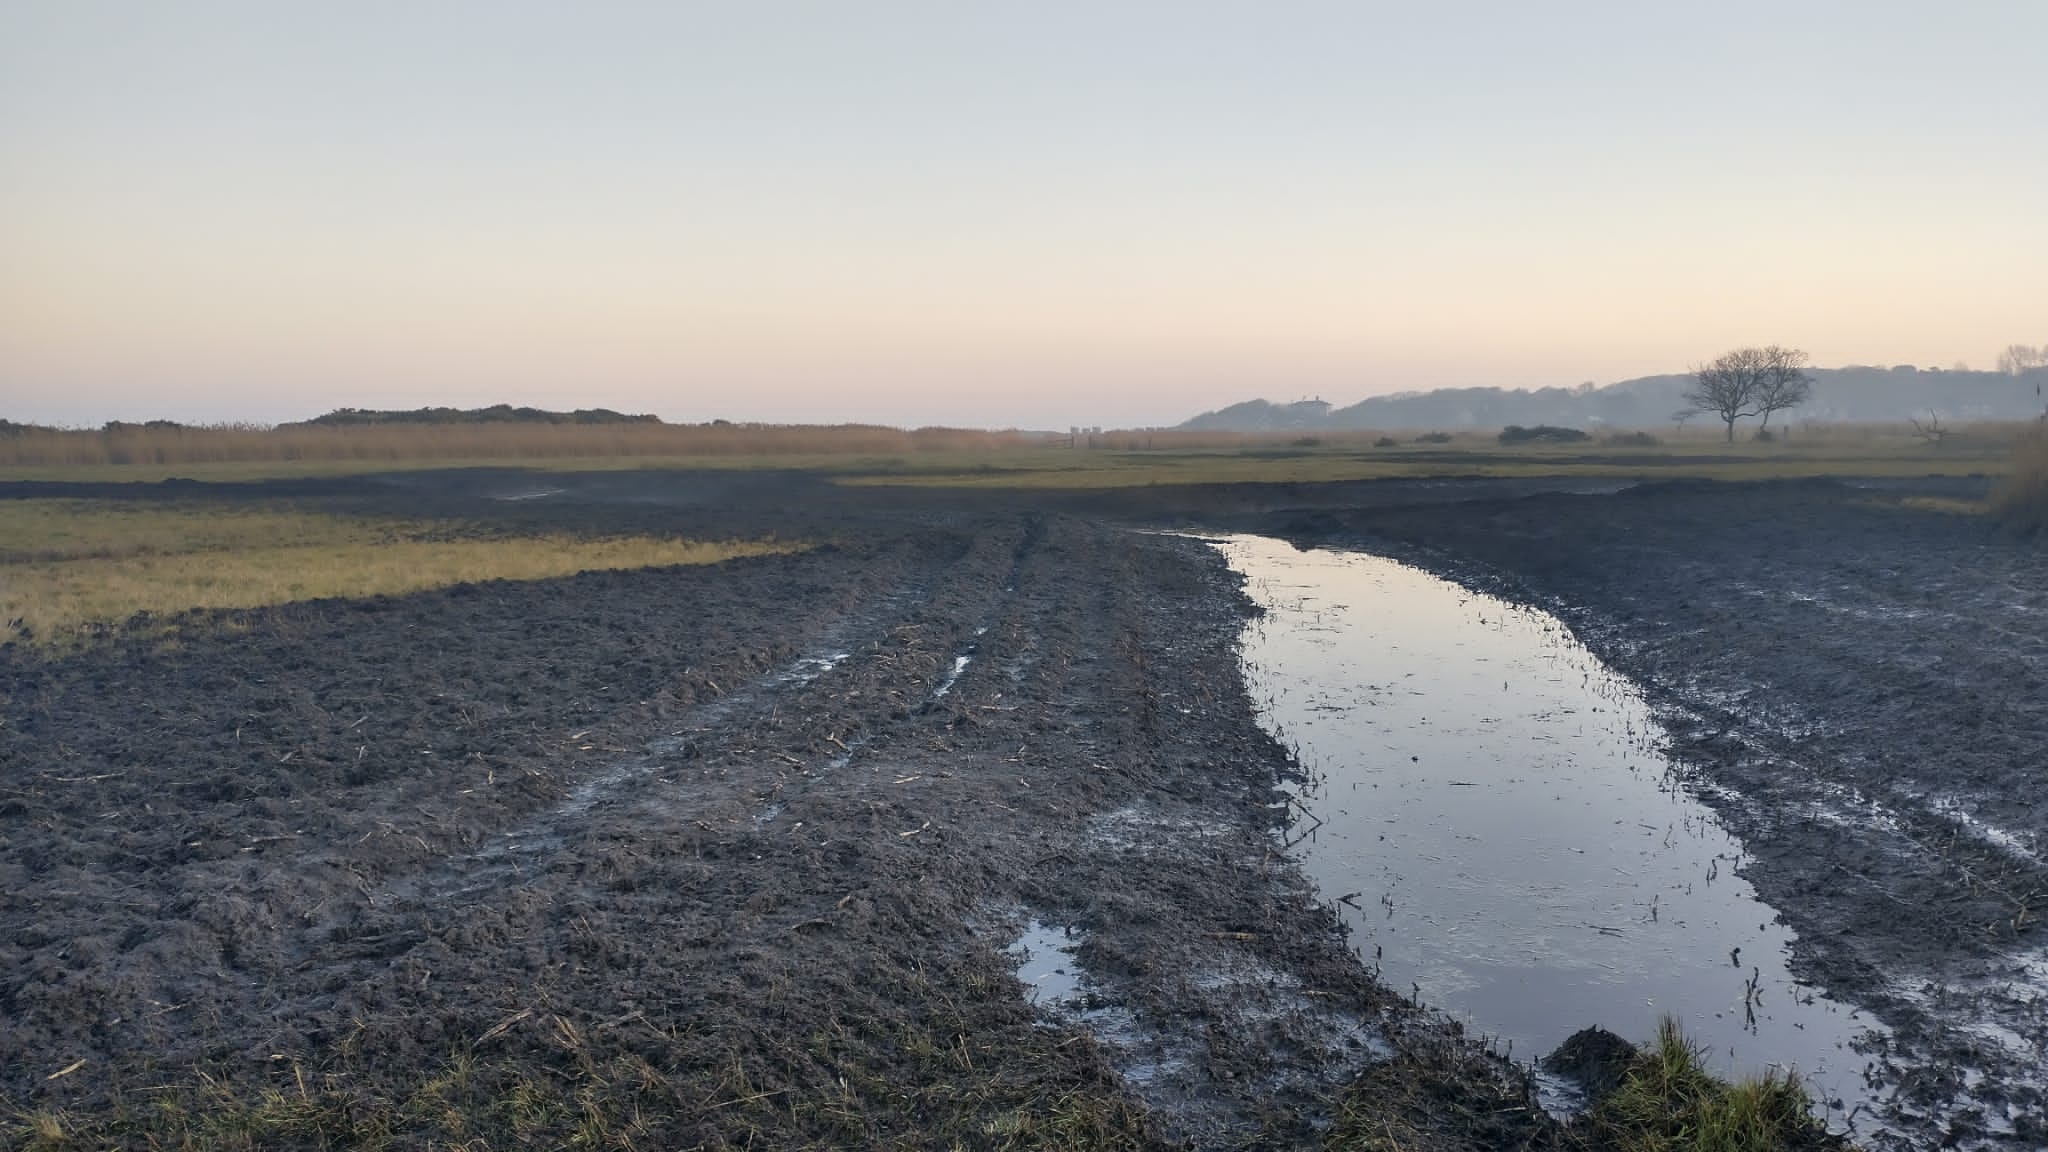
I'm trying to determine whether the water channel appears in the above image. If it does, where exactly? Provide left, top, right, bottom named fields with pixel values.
left=1215, top=534, right=1885, bottom=1126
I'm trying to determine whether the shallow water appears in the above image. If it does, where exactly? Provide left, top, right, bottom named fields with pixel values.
left=1217, top=535, right=1884, bottom=1122
left=1011, top=918, right=1086, bottom=1007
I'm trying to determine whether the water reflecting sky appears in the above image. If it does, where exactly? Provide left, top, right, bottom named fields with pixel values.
left=1218, top=534, right=1882, bottom=1117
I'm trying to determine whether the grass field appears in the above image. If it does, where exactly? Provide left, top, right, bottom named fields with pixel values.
left=2, top=421, right=2030, bottom=647
left=0, top=499, right=792, bottom=648
left=0, top=423, right=2028, bottom=488
left=844, top=446, right=2012, bottom=489
left=842, top=427, right=2021, bottom=489
left=0, top=421, right=1048, bottom=480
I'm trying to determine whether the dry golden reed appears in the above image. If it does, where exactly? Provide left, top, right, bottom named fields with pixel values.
left=1990, top=427, right=2048, bottom=534
left=0, top=500, right=792, bottom=647
left=0, top=421, right=1048, bottom=469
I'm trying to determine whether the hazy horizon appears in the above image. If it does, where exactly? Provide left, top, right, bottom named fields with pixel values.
left=6, top=355, right=2039, bottom=433
left=5, top=2, right=2044, bottom=430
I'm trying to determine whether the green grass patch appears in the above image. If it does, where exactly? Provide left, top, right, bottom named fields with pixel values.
left=1589, top=1019, right=1843, bottom=1152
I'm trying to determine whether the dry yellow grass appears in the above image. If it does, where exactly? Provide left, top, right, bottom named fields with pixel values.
left=0, top=420, right=1044, bottom=472
left=1990, top=428, right=2048, bottom=534
left=843, top=432, right=2021, bottom=490
left=0, top=500, right=793, bottom=647
left=3, top=419, right=2035, bottom=488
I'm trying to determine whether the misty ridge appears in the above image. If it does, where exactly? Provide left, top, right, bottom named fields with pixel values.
left=1181, top=363, right=2048, bottom=433
left=295, top=405, right=662, bottom=427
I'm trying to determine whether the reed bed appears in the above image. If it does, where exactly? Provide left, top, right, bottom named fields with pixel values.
left=1990, top=426, right=2048, bottom=534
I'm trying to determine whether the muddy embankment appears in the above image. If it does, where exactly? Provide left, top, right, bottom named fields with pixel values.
left=0, top=480, right=1546, bottom=1150
left=1259, top=478, right=2048, bottom=1150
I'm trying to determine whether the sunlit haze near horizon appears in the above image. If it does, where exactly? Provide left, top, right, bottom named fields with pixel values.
left=3, top=2, right=2044, bottom=429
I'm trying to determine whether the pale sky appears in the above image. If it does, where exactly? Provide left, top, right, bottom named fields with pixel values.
left=3, top=1, right=2044, bottom=429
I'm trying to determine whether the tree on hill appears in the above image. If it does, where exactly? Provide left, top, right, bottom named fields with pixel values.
left=297, top=406, right=660, bottom=427
left=1753, top=346, right=1813, bottom=431
left=1998, top=345, right=2046, bottom=375
left=1685, top=346, right=1811, bottom=441
left=2001, top=344, right=2048, bottom=421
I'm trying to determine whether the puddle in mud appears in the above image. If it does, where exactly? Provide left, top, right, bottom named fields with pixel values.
left=1216, top=535, right=1885, bottom=1125
left=1010, top=919, right=1085, bottom=1007
left=999, top=908, right=1386, bottom=1129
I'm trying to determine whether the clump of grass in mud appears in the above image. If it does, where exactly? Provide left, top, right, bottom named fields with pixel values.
left=1589, top=1019, right=1844, bottom=1152
left=1990, top=428, right=2048, bottom=535
left=0, top=499, right=795, bottom=649
left=1321, top=1019, right=1847, bottom=1152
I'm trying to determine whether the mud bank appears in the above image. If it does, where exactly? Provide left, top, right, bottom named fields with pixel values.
left=1264, top=479, right=2048, bottom=1150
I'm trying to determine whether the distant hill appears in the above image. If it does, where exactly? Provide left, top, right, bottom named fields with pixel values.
left=293, top=405, right=661, bottom=427
left=1180, top=367, right=2048, bottom=431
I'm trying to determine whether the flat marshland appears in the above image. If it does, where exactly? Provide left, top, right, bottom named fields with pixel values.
left=0, top=418, right=2025, bottom=487
left=3, top=428, right=2044, bottom=1150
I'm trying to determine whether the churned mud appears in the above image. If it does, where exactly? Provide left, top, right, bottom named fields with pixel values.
left=0, top=477, right=1552, bottom=1150
left=5, top=470, right=2038, bottom=1150
left=1264, top=478, right=2048, bottom=1150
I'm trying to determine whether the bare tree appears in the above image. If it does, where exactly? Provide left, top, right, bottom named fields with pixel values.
left=1997, top=344, right=2047, bottom=375
left=1910, top=410, right=1948, bottom=446
left=1753, top=345, right=1813, bottom=432
left=1999, top=345, right=2048, bottom=421
left=1685, top=346, right=1813, bottom=441
left=1687, top=347, right=1767, bottom=441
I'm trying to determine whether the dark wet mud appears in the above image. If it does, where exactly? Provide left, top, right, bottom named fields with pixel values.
left=5, top=470, right=2038, bottom=1150
left=0, top=478, right=1550, bottom=1150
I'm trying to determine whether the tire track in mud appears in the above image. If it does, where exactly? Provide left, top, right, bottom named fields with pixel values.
left=303, top=514, right=1459, bottom=1148
left=748, top=522, right=1437, bottom=1147
left=199, top=519, right=1065, bottom=1102
left=381, top=579, right=935, bottom=906
left=0, top=529, right=963, bottom=1099
left=269, top=545, right=985, bottom=1021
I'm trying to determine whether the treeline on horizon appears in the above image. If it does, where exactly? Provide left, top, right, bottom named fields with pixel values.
left=1183, top=363, right=2048, bottom=432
